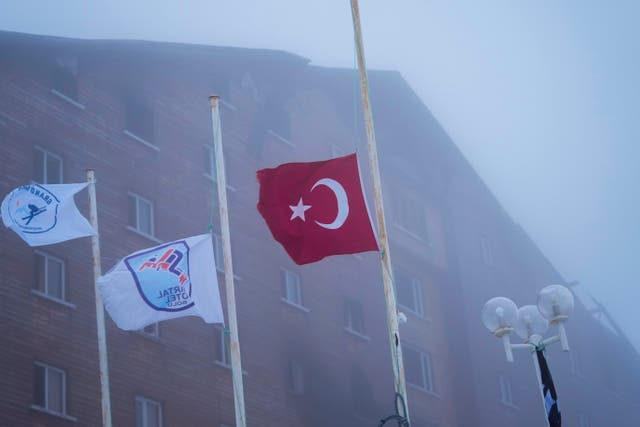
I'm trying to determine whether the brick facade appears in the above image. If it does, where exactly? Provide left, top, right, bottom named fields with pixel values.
left=0, top=31, right=638, bottom=427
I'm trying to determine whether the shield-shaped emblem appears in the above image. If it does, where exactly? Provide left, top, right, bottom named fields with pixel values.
left=6, top=185, right=60, bottom=234
left=124, top=240, right=194, bottom=312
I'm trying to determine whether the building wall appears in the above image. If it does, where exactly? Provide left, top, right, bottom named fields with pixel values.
left=0, top=31, right=638, bottom=427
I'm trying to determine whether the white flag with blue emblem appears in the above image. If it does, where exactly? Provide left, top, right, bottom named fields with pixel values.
left=97, top=234, right=224, bottom=330
left=1, top=183, right=95, bottom=246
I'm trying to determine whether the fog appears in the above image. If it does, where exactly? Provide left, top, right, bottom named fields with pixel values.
left=1, top=1, right=639, bottom=426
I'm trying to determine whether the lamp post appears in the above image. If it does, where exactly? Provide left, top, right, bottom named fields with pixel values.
left=481, top=285, right=574, bottom=426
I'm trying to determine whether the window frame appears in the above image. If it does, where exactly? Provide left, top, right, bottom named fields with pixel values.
left=128, top=192, right=156, bottom=238
left=289, top=359, right=305, bottom=395
left=344, top=297, right=367, bottom=337
left=393, top=270, right=425, bottom=318
left=50, top=57, right=81, bottom=106
left=33, top=362, right=68, bottom=416
left=135, top=395, right=163, bottom=427
left=141, top=322, right=160, bottom=338
left=403, top=346, right=435, bottom=394
left=392, top=190, right=430, bottom=242
left=34, top=250, right=66, bottom=302
left=480, top=234, right=493, bottom=265
left=281, top=269, right=304, bottom=309
left=499, top=375, right=516, bottom=407
left=214, top=326, right=231, bottom=367
left=34, top=146, right=63, bottom=184
left=123, top=96, right=155, bottom=148
left=213, top=233, right=224, bottom=273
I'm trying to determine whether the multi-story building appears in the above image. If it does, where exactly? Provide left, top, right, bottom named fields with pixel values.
left=0, top=30, right=638, bottom=427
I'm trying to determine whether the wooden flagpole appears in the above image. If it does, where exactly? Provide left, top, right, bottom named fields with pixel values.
left=208, top=96, right=247, bottom=427
left=349, top=0, right=411, bottom=420
left=86, top=169, right=113, bottom=427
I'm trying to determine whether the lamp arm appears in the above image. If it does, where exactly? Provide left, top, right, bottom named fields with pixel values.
left=541, top=335, right=560, bottom=347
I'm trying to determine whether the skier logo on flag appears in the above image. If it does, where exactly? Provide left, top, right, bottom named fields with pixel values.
left=5, top=184, right=60, bottom=234
left=124, top=240, right=194, bottom=312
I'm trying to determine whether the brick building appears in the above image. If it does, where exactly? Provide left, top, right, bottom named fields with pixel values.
left=0, top=31, right=638, bottom=427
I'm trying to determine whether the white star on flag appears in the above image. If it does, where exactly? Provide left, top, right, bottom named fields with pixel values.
left=289, top=198, right=311, bottom=221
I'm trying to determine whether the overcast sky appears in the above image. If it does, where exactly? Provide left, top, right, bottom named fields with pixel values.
left=2, top=1, right=638, bottom=349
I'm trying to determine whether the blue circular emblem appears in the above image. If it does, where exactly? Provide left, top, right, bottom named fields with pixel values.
left=6, top=184, right=60, bottom=234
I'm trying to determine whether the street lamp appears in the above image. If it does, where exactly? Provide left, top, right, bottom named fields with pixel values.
left=482, top=285, right=574, bottom=361
left=537, top=284, right=574, bottom=351
left=481, top=297, right=518, bottom=362
left=482, top=285, right=575, bottom=427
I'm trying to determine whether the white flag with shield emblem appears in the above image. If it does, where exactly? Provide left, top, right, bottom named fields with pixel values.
left=97, top=234, right=224, bottom=330
left=1, top=183, right=95, bottom=246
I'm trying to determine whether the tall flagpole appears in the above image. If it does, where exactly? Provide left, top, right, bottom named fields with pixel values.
left=349, top=0, right=410, bottom=419
left=87, top=169, right=113, bottom=427
left=209, top=96, right=247, bottom=427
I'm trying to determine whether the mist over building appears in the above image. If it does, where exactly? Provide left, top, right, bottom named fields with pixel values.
left=0, top=31, right=638, bottom=427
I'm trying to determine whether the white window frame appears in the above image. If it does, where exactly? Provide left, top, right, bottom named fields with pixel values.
left=213, top=233, right=224, bottom=273
left=281, top=269, right=304, bottom=309
left=480, top=234, right=493, bottom=265
left=404, top=346, right=435, bottom=394
left=33, top=362, right=67, bottom=416
left=289, top=359, right=305, bottom=395
left=128, top=192, right=156, bottom=238
left=141, top=322, right=159, bottom=338
left=570, top=348, right=585, bottom=378
left=135, top=395, right=163, bottom=427
left=393, top=191, right=429, bottom=242
left=204, top=144, right=218, bottom=181
left=345, top=298, right=367, bottom=337
left=394, top=270, right=425, bottom=318
left=34, top=146, right=63, bottom=184
left=499, top=375, right=515, bottom=407
left=34, top=251, right=66, bottom=302
left=214, top=326, right=231, bottom=367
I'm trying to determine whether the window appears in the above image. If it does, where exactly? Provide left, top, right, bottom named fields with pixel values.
left=344, top=298, right=366, bottom=335
left=33, top=363, right=67, bottom=415
left=34, top=252, right=65, bottom=301
left=213, top=233, right=224, bottom=272
left=205, top=144, right=218, bottom=180
left=350, top=367, right=374, bottom=415
left=393, top=192, right=429, bottom=240
left=125, top=96, right=154, bottom=144
left=499, top=375, right=514, bottom=406
left=570, top=349, right=584, bottom=378
left=393, top=270, right=424, bottom=318
left=214, top=326, right=231, bottom=367
left=34, top=147, right=63, bottom=184
left=51, top=57, right=79, bottom=102
left=141, top=323, right=159, bottom=338
left=135, top=396, right=162, bottom=427
left=289, top=360, right=304, bottom=395
left=128, top=193, right=155, bottom=237
left=480, top=234, right=493, bottom=265
left=282, top=269, right=302, bottom=307
left=403, top=346, right=434, bottom=393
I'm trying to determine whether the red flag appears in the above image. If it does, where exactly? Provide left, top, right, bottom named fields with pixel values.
left=257, top=153, right=379, bottom=265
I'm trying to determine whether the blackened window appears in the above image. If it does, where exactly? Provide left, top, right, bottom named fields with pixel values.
left=125, top=96, right=154, bottom=143
left=51, top=58, right=79, bottom=101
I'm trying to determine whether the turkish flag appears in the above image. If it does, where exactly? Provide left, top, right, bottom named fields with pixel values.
left=257, top=153, right=379, bottom=265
